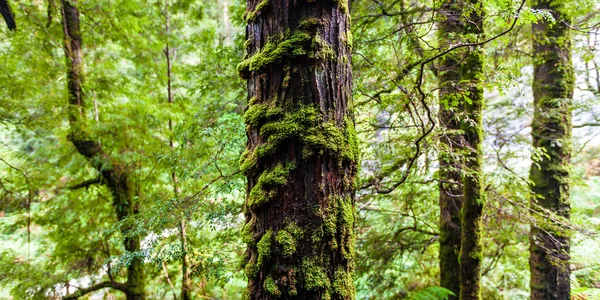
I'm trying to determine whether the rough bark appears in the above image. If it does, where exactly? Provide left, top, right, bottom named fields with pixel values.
left=239, top=0, right=357, bottom=299
left=438, top=1, right=484, bottom=299
left=60, top=1, right=145, bottom=299
left=529, top=1, right=573, bottom=299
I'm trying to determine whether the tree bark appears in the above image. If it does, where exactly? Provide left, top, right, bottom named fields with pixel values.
left=529, top=1, right=573, bottom=299
left=60, top=1, right=145, bottom=299
left=239, top=1, right=357, bottom=299
left=438, top=1, right=484, bottom=300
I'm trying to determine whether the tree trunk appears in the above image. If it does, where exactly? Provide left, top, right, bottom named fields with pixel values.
left=438, top=5, right=463, bottom=299
left=438, top=1, right=484, bottom=299
left=0, top=0, right=16, bottom=31
left=239, top=1, right=357, bottom=299
left=529, top=1, right=573, bottom=299
left=60, top=1, right=145, bottom=299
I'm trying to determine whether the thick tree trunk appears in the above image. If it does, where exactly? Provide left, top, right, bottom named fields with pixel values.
left=239, top=1, right=357, bottom=299
left=438, top=1, right=484, bottom=300
left=529, top=1, right=573, bottom=299
left=60, top=1, right=145, bottom=299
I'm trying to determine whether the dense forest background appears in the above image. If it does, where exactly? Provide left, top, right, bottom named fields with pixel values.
left=1, top=0, right=599, bottom=299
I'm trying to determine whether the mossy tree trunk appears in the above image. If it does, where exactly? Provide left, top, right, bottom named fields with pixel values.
left=239, top=0, right=357, bottom=299
left=60, top=1, right=145, bottom=299
left=438, top=1, right=484, bottom=299
left=529, top=0, right=573, bottom=299
left=437, top=3, right=463, bottom=299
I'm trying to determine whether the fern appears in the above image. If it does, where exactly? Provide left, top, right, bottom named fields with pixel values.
left=407, top=286, right=456, bottom=300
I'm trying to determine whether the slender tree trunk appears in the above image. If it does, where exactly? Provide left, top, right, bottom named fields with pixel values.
left=60, top=1, right=145, bottom=299
left=163, top=0, right=192, bottom=298
left=239, top=1, right=357, bottom=299
left=438, top=1, right=484, bottom=299
left=529, top=1, right=573, bottom=299
left=438, top=5, right=463, bottom=299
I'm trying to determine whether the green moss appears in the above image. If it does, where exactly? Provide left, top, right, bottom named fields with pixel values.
left=338, top=196, right=355, bottom=259
left=248, top=163, right=295, bottom=208
left=245, top=230, right=273, bottom=279
left=238, top=31, right=312, bottom=76
left=311, top=34, right=335, bottom=60
left=346, top=30, right=353, bottom=52
left=256, top=106, right=319, bottom=157
left=345, top=116, right=359, bottom=161
left=282, top=65, right=291, bottom=88
left=244, top=0, right=269, bottom=22
left=301, top=257, right=331, bottom=291
left=276, top=222, right=304, bottom=256
left=334, top=0, right=349, bottom=12
left=241, top=216, right=256, bottom=245
left=264, top=275, right=281, bottom=296
left=299, top=17, right=322, bottom=29
left=301, top=116, right=358, bottom=163
left=244, top=104, right=284, bottom=128
left=242, top=287, right=251, bottom=300
left=257, top=230, right=273, bottom=265
left=245, top=255, right=259, bottom=278
left=333, top=267, right=355, bottom=298
left=239, top=148, right=257, bottom=173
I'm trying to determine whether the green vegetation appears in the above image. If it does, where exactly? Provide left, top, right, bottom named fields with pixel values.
left=0, top=0, right=599, bottom=299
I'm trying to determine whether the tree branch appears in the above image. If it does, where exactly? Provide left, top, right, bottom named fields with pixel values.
left=574, top=122, right=600, bottom=128
left=63, top=281, right=128, bottom=299
left=68, top=177, right=102, bottom=190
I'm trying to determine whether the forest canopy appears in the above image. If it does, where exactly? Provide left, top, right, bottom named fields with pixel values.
left=0, top=0, right=599, bottom=299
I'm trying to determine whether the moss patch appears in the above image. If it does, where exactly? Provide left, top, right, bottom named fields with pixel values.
left=302, top=257, right=331, bottom=291
left=264, top=275, right=281, bottom=296
left=238, top=31, right=312, bottom=76
left=333, top=267, right=355, bottom=298
left=276, top=222, right=304, bottom=256
left=244, top=0, right=269, bottom=22
left=248, top=163, right=295, bottom=208
left=245, top=230, right=273, bottom=279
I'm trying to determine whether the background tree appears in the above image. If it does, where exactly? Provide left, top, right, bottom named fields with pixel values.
left=0, top=0, right=16, bottom=30
left=60, top=0, right=146, bottom=298
left=529, top=0, right=574, bottom=298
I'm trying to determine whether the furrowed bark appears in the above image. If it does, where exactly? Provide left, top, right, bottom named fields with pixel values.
left=438, top=1, right=484, bottom=299
left=239, top=0, right=357, bottom=299
left=529, top=1, right=573, bottom=299
left=60, top=1, right=145, bottom=299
